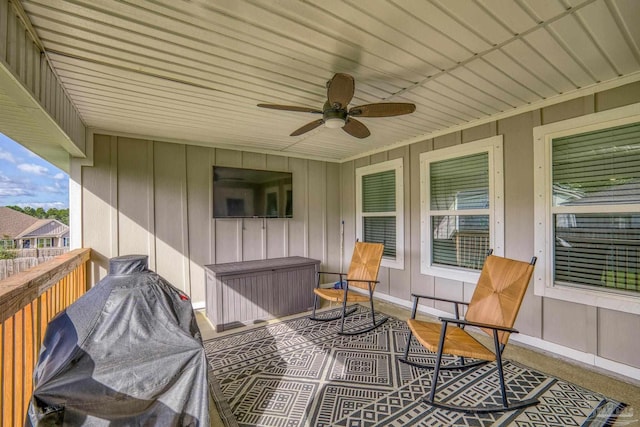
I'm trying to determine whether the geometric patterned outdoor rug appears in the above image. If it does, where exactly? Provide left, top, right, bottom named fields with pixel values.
left=204, top=307, right=628, bottom=427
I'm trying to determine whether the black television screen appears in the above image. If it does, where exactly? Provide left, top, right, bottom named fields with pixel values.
left=213, top=166, right=293, bottom=218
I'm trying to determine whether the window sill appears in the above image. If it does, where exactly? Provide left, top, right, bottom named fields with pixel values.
left=381, top=257, right=404, bottom=270
left=534, top=280, right=640, bottom=315
left=421, top=264, right=481, bottom=283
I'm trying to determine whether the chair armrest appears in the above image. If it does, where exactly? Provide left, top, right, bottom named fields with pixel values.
left=439, top=317, right=519, bottom=334
left=408, top=294, right=469, bottom=321
left=347, top=278, right=380, bottom=284
left=315, top=271, right=346, bottom=289
left=317, top=271, right=344, bottom=276
left=410, top=293, right=470, bottom=306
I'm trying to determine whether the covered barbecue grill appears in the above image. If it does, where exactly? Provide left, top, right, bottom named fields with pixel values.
left=26, top=255, right=210, bottom=426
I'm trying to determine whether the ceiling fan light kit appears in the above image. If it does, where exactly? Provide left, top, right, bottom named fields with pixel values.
left=324, top=117, right=345, bottom=128
left=258, top=73, right=416, bottom=138
left=323, top=108, right=347, bottom=128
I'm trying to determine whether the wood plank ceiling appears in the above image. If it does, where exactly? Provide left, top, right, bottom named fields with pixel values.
left=18, top=0, right=640, bottom=162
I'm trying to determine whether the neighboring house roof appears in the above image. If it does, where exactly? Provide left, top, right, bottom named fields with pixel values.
left=0, top=207, right=39, bottom=239
left=0, top=207, right=69, bottom=240
left=17, top=219, right=69, bottom=239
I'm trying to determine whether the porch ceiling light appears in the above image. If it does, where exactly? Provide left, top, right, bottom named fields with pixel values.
left=323, top=109, right=346, bottom=128
left=324, top=117, right=345, bottom=128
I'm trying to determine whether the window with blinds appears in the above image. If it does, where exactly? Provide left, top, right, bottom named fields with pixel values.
left=362, top=170, right=396, bottom=258
left=420, top=135, right=503, bottom=282
left=356, top=158, right=404, bottom=269
left=551, top=122, right=640, bottom=294
left=429, top=152, right=490, bottom=270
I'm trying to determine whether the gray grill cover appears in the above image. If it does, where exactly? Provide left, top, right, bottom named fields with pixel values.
left=26, top=255, right=209, bottom=426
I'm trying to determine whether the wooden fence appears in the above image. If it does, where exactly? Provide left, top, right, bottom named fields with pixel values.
left=7, top=248, right=69, bottom=259
left=0, top=259, right=39, bottom=281
left=0, top=249, right=70, bottom=281
left=0, top=248, right=90, bottom=427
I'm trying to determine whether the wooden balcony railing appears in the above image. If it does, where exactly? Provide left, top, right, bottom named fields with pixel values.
left=0, top=248, right=91, bottom=427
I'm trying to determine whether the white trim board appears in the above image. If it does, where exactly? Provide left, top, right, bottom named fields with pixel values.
left=509, top=334, right=640, bottom=383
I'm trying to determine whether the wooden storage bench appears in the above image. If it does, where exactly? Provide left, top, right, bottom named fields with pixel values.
left=205, top=256, right=320, bottom=332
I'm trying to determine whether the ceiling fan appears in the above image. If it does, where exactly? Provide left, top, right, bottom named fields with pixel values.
left=257, top=73, right=416, bottom=138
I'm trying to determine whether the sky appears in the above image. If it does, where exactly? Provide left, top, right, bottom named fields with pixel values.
left=0, top=132, right=69, bottom=209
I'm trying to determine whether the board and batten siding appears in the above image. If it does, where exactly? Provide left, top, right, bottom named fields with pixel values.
left=342, top=81, right=640, bottom=377
left=0, top=0, right=85, bottom=167
left=81, top=135, right=341, bottom=306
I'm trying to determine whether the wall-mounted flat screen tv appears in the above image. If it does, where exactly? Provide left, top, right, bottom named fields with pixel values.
left=213, top=166, right=293, bottom=218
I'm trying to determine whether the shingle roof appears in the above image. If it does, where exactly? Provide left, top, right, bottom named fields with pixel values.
left=0, top=207, right=39, bottom=239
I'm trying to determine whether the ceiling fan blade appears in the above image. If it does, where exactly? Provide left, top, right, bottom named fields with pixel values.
left=349, top=103, right=416, bottom=117
left=290, top=119, right=324, bottom=136
left=342, top=118, right=370, bottom=139
left=258, top=104, right=322, bottom=113
left=327, top=73, right=355, bottom=109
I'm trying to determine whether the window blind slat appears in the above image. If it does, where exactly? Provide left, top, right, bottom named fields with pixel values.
left=555, top=238, right=640, bottom=292
left=431, top=152, right=489, bottom=211
left=363, top=216, right=396, bottom=258
left=362, top=170, right=395, bottom=212
left=553, top=122, right=640, bottom=207
left=552, top=120, right=640, bottom=295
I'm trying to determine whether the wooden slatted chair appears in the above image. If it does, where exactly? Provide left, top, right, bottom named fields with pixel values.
left=400, top=254, right=537, bottom=413
left=309, top=241, right=388, bottom=335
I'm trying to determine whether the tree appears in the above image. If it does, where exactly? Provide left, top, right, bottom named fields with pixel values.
left=0, top=248, right=17, bottom=259
left=5, top=206, right=69, bottom=225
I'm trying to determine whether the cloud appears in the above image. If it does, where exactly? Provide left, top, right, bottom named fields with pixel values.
left=53, top=172, right=66, bottom=180
left=0, top=173, right=34, bottom=197
left=0, top=187, right=32, bottom=197
left=42, top=182, right=67, bottom=194
left=0, top=149, right=16, bottom=163
left=18, top=163, right=49, bottom=175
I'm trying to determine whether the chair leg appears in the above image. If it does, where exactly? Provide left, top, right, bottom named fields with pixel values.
left=427, top=322, right=447, bottom=403
left=309, top=303, right=358, bottom=322
left=425, top=329, right=539, bottom=413
left=402, top=331, right=413, bottom=361
left=495, top=331, right=510, bottom=409
left=339, top=297, right=349, bottom=334
left=311, top=293, right=318, bottom=318
left=337, top=289, right=388, bottom=336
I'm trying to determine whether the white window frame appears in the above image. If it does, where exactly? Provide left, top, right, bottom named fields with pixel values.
left=420, top=135, right=504, bottom=282
left=356, top=158, right=404, bottom=270
left=534, top=103, right=640, bottom=315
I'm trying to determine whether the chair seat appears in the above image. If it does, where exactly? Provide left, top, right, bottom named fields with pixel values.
left=406, top=318, right=496, bottom=362
left=313, top=288, right=371, bottom=303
